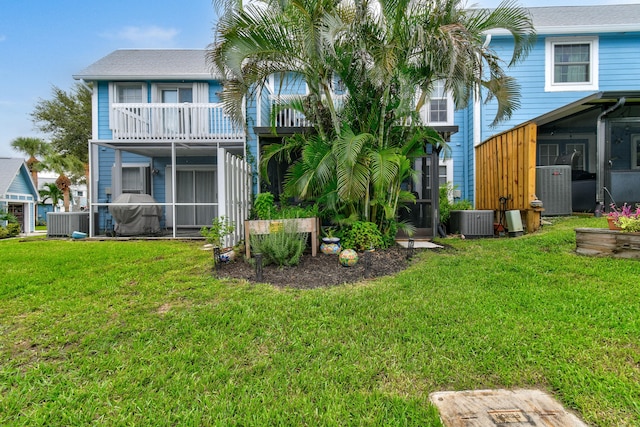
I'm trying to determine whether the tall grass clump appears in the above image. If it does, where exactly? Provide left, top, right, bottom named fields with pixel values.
left=249, top=223, right=308, bottom=266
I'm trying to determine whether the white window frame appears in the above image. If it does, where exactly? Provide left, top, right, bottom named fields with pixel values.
left=109, top=83, right=148, bottom=129
left=120, top=163, right=151, bottom=195
left=153, top=83, right=194, bottom=103
left=419, top=80, right=454, bottom=126
left=545, top=36, right=599, bottom=92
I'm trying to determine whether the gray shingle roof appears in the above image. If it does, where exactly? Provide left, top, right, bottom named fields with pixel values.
left=73, top=49, right=219, bottom=81
left=529, top=4, right=640, bottom=32
left=0, top=158, right=33, bottom=197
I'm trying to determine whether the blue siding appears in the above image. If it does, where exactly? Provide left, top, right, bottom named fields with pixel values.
left=273, top=72, right=307, bottom=95
left=450, top=102, right=474, bottom=203
left=599, top=33, right=640, bottom=90
left=97, top=81, right=112, bottom=140
left=7, top=167, right=36, bottom=199
left=209, top=81, right=223, bottom=102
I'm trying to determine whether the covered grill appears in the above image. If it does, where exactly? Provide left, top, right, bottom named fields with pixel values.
left=108, top=194, right=162, bottom=236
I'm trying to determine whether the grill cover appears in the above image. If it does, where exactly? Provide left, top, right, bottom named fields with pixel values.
left=109, top=194, right=162, bottom=236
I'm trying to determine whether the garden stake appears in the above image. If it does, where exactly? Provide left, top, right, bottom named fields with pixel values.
left=406, top=238, right=415, bottom=260
left=214, top=247, right=221, bottom=272
left=363, top=250, right=372, bottom=278
left=255, top=253, right=263, bottom=281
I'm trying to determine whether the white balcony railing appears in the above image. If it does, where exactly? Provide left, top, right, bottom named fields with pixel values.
left=269, top=94, right=347, bottom=127
left=111, top=103, right=244, bottom=141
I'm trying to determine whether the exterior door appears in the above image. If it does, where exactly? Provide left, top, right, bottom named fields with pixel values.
left=399, top=152, right=439, bottom=238
left=173, top=169, right=217, bottom=227
left=161, top=87, right=193, bottom=134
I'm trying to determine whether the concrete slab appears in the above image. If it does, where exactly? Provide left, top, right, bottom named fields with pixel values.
left=429, top=389, right=587, bottom=427
left=396, top=239, right=443, bottom=249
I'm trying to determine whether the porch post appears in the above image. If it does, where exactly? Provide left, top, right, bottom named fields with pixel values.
left=596, top=98, right=625, bottom=208
left=431, top=150, right=440, bottom=235
left=171, top=142, right=177, bottom=238
left=217, top=147, right=227, bottom=222
left=88, top=141, right=94, bottom=237
left=113, top=149, right=122, bottom=198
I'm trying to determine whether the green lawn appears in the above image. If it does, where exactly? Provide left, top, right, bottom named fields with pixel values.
left=1, top=216, right=638, bottom=425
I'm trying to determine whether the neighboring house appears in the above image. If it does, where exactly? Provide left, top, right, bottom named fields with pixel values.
left=73, top=50, right=252, bottom=239
left=37, top=173, right=88, bottom=223
left=0, top=158, right=39, bottom=233
left=453, top=3, right=640, bottom=214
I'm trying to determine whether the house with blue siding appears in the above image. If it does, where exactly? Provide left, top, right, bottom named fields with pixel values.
left=0, top=158, right=38, bottom=234
left=73, top=50, right=252, bottom=239
left=452, top=3, right=640, bottom=214
left=75, top=4, right=640, bottom=239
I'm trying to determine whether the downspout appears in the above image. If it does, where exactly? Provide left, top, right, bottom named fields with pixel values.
left=595, top=97, right=625, bottom=214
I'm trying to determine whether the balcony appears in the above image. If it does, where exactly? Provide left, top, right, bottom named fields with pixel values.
left=111, top=103, right=245, bottom=142
left=269, top=94, right=347, bottom=128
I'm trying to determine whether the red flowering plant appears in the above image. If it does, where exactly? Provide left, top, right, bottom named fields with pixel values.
left=608, top=203, right=640, bottom=232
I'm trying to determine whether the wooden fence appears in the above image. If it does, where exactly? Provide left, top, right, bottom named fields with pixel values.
left=475, top=123, right=543, bottom=233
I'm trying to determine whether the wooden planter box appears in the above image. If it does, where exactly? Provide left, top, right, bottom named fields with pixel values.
left=575, top=228, right=640, bottom=259
left=244, top=217, right=320, bottom=258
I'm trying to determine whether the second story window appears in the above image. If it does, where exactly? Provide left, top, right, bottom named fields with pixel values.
left=113, top=83, right=146, bottom=103
left=419, top=80, right=453, bottom=125
left=545, top=37, right=598, bottom=92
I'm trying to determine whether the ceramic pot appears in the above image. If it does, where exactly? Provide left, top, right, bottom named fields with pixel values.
left=320, top=240, right=341, bottom=255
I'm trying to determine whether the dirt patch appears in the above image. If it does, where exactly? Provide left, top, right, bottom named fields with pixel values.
left=212, top=246, right=426, bottom=289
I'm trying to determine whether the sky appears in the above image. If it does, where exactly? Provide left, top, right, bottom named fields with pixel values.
left=1, top=0, right=639, bottom=159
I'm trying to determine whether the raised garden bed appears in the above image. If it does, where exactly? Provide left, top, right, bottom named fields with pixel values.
left=244, top=217, right=320, bottom=258
left=575, top=228, right=640, bottom=259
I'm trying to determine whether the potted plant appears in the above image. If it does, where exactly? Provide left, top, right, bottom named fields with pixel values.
left=200, top=216, right=236, bottom=262
left=608, top=203, right=640, bottom=231
left=320, top=226, right=341, bottom=254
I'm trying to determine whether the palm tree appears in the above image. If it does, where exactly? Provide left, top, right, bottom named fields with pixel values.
left=211, top=0, right=535, bottom=233
left=41, top=153, right=85, bottom=212
left=10, top=137, right=48, bottom=191
left=39, top=182, right=64, bottom=211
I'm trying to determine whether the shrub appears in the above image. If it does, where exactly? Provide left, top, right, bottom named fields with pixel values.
left=6, top=223, right=21, bottom=237
left=439, top=183, right=472, bottom=224
left=0, top=226, right=8, bottom=239
left=341, top=221, right=384, bottom=251
left=250, top=224, right=308, bottom=267
left=278, top=203, right=319, bottom=219
left=253, top=192, right=276, bottom=220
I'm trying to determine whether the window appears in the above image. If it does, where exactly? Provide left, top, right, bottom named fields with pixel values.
left=122, top=165, right=150, bottom=194
left=419, top=80, right=453, bottom=125
left=112, top=83, right=146, bottom=103
left=539, top=144, right=559, bottom=166
left=161, top=87, right=193, bottom=104
left=545, top=37, right=598, bottom=92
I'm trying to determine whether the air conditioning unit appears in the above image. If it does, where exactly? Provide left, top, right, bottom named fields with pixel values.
left=47, top=212, right=90, bottom=237
left=536, top=166, right=572, bottom=216
left=449, top=210, right=494, bottom=238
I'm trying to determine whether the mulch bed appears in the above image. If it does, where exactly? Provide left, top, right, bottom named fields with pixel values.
left=212, top=246, right=426, bottom=289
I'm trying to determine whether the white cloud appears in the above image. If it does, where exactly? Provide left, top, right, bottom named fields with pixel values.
left=101, top=25, right=180, bottom=47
